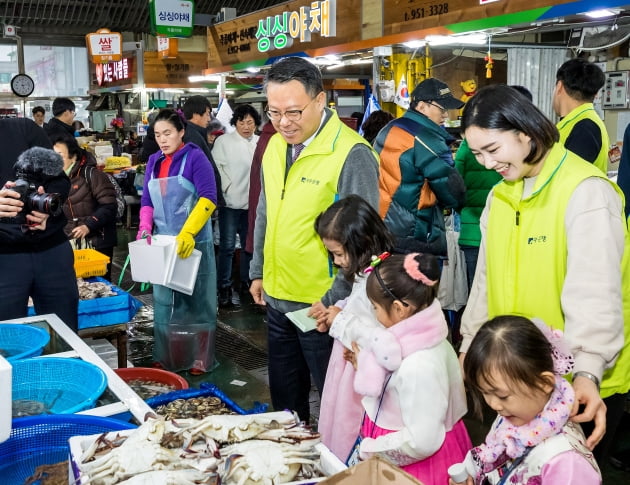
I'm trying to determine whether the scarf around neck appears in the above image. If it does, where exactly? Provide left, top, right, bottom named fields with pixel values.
left=471, top=375, right=574, bottom=474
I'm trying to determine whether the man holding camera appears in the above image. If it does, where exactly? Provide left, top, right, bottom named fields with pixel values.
left=0, top=118, right=78, bottom=331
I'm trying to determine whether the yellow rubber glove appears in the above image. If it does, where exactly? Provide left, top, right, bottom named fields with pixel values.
left=176, top=197, right=216, bottom=258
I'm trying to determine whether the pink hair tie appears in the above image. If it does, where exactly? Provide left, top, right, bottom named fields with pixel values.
left=403, top=253, right=438, bottom=286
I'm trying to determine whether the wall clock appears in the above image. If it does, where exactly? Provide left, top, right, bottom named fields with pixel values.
left=10, top=73, right=35, bottom=97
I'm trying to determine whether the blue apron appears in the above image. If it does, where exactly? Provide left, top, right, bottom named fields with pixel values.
left=148, top=152, right=217, bottom=372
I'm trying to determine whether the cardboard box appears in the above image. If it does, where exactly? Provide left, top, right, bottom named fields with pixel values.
left=319, top=456, right=424, bottom=485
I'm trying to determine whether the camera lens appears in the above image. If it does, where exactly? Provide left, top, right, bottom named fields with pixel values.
left=29, top=192, right=61, bottom=216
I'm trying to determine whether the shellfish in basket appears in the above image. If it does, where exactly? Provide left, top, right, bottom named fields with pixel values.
left=76, top=411, right=322, bottom=485
left=221, top=439, right=321, bottom=485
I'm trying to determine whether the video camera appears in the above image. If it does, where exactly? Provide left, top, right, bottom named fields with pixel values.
left=2, top=147, right=63, bottom=224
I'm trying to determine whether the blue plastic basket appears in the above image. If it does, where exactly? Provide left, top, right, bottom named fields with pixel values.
left=12, top=357, right=108, bottom=416
left=0, top=414, right=135, bottom=485
left=146, top=382, right=268, bottom=415
left=0, top=324, right=50, bottom=362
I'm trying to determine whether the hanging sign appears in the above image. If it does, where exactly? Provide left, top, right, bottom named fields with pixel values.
left=85, top=28, right=123, bottom=63
left=157, top=37, right=179, bottom=58
left=255, top=0, right=336, bottom=53
left=95, top=58, right=133, bottom=86
left=150, top=0, right=195, bottom=38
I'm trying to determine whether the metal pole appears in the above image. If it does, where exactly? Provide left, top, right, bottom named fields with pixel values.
left=16, top=35, right=24, bottom=74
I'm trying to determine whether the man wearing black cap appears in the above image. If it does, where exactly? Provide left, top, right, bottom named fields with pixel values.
left=374, top=78, right=466, bottom=256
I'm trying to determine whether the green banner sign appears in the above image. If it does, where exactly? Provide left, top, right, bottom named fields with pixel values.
left=150, top=0, right=195, bottom=38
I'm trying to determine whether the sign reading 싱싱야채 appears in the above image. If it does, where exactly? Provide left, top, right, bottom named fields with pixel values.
left=149, top=0, right=195, bottom=38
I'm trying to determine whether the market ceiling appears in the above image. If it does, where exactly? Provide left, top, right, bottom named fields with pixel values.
left=0, top=0, right=287, bottom=42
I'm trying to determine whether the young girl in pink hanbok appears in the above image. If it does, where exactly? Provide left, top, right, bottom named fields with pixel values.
left=355, top=252, right=471, bottom=485
left=451, top=316, right=601, bottom=485
left=314, top=194, right=394, bottom=462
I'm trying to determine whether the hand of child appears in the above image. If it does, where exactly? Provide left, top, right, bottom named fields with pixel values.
left=570, top=376, right=606, bottom=450
left=309, top=301, right=328, bottom=331
left=448, top=478, right=474, bottom=485
left=348, top=342, right=360, bottom=370
left=326, top=305, right=341, bottom=326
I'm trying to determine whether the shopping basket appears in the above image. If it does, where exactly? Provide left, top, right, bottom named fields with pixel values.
left=0, top=324, right=50, bottom=363
left=12, top=357, right=107, bottom=416
left=0, top=414, right=134, bottom=485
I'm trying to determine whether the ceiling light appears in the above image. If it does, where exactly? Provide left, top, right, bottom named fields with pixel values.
left=246, top=67, right=260, bottom=73
left=350, top=59, right=373, bottom=65
left=188, top=74, right=222, bottom=82
left=403, top=40, right=426, bottom=49
left=310, top=55, right=341, bottom=66
left=584, top=9, right=620, bottom=19
left=426, top=32, right=487, bottom=46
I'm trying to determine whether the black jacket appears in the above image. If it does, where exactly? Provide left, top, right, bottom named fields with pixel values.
left=0, top=118, right=52, bottom=185
left=184, top=122, right=225, bottom=207
left=63, top=152, right=117, bottom=249
left=0, top=118, right=69, bottom=252
left=44, top=117, right=75, bottom=143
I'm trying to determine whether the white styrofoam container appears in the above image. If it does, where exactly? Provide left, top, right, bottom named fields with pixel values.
left=70, top=430, right=346, bottom=485
left=128, top=235, right=201, bottom=295
left=0, top=355, right=11, bottom=443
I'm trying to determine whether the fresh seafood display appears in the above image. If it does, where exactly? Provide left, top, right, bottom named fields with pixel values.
left=77, top=278, right=117, bottom=300
left=126, top=379, right=176, bottom=400
left=76, top=411, right=323, bottom=485
left=154, top=396, right=235, bottom=420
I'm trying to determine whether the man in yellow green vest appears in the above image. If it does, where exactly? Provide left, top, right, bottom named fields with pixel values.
left=553, top=58, right=609, bottom=174
left=249, top=56, right=379, bottom=422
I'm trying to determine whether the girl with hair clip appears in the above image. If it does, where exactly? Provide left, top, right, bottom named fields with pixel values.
left=453, top=316, right=601, bottom=484
left=352, top=252, right=471, bottom=485
left=314, top=194, right=395, bottom=462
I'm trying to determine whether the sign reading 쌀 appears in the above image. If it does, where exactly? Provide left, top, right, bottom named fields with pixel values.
left=85, top=29, right=123, bottom=63
left=255, top=0, right=336, bottom=53
left=150, top=0, right=195, bottom=38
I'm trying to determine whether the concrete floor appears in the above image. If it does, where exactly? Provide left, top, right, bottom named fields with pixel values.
left=111, top=224, right=630, bottom=483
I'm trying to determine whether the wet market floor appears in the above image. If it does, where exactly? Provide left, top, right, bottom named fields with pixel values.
left=110, top=224, right=630, bottom=483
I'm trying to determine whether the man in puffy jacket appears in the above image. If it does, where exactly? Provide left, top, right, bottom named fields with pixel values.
left=375, top=78, right=465, bottom=256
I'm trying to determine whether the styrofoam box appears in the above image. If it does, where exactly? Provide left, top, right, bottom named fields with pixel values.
left=128, top=235, right=201, bottom=295
left=69, top=431, right=346, bottom=485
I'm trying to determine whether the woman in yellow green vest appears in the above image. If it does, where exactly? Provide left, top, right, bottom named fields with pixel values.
left=458, top=84, right=630, bottom=465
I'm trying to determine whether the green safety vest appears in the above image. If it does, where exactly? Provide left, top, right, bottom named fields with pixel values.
left=557, top=103, right=609, bottom=174
left=486, top=143, right=630, bottom=398
left=261, top=112, right=374, bottom=303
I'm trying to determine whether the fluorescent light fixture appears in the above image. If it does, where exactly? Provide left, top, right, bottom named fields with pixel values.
left=188, top=88, right=212, bottom=93
left=164, top=89, right=184, bottom=93
left=188, top=74, right=222, bottom=83
left=350, top=58, right=373, bottom=65
left=246, top=67, right=260, bottom=73
left=326, top=63, right=347, bottom=70
left=584, top=9, right=620, bottom=19
left=426, top=32, right=487, bottom=46
left=403, top=40, right=426, bottom=49
left=310, top=54, right=341, bottom=66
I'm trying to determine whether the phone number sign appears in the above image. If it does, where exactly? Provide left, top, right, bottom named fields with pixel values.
left=385, top=0, right=502, bottom=25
